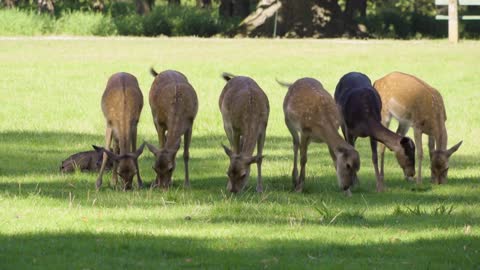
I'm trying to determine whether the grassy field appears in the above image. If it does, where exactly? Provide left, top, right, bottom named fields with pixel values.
left=0, top=37, right=479, bottom=269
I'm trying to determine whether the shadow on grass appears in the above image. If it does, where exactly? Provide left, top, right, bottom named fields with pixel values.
left=0, top=232, right=478, bottom=269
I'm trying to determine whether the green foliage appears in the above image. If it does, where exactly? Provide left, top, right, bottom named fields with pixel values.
left=0, top=9, right=54, bottom=36
left=54, top=11, right=117, bottom=36
left=114, top=14, right=145, bottom=36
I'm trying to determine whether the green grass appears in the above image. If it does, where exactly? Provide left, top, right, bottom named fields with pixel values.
left=0, top=37, right=479, bottom=269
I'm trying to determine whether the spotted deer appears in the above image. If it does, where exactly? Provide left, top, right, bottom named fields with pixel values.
left=335, top=72, right=416, bottom=192
left=374, top=71, right=462, bottom=184
left=280, top=78, right=360, bottom=195
left=220, top=73, right=269, bottom=193
left=145, top=68, right=198, bottom=189
left=95, top=72, right=145, bottom=190
left=60, top=146, right=112, bottom=173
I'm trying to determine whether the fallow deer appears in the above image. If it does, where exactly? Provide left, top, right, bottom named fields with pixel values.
left=281, top=78, right=360, bottom=195
left=220, top=73, right=269, bottom=193
left=60, top=146, right=112, bottom=173
left=374, top=71, right=462, bottom=184
left=335, top=72, right=416, bottom=192
left=145, top=68, right=198, bottom=189
left=96, top=72, right=145, bottom=190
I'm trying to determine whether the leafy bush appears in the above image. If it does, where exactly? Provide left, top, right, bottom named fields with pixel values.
left=55, top=11, right=117, bottom=36
left=142, top=7, right=173, bottom=36
left=114, top=14, right=144, bottom=36
left=109, top=1, right=137, bottom=18
left=0, top=9, right=54, bottom=36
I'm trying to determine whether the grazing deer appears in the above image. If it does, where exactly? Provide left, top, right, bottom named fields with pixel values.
left=96, top=72, right=145, bottom=190
left=335, top=72, right=415, bottom=192
left=145, top=68, right=198, bottom=189
left=60, top=146, right=113, bottom=173
left=220, top=73, right=269, bottom=193
left=374, top=71, right=462, bottom=184
left=280, top=78, right=360, bottom=195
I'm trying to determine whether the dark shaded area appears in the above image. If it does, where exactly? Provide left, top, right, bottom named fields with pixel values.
left=0, top=233, right=478, bottom=269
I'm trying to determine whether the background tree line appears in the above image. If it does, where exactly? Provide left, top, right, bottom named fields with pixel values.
left=1, top=0, right=479, bottom=38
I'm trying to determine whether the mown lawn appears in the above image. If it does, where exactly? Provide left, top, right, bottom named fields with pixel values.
left=0, top=37, right=479, bottom=269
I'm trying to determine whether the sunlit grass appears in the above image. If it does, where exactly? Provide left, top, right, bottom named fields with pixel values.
left=0, top=37, right=479, bottom=269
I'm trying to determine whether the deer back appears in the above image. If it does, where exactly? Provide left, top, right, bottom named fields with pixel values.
left=101, top=72, right=143, bottom=152
left=149, top=70, right=198, bottom=133
left=374, top=71, right=447, bottom=135
left=284, top=78, right=341, bottom=137
left=219, top=76, right=269, bottom=133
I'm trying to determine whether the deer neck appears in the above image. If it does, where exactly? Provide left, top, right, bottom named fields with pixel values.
left=323, top=127, right=354, bottom=152
left=434, top=124, right=448, bottom=151
left=369, top=120, right=402, bottom=152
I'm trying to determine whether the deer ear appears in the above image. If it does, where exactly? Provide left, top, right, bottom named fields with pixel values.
left=247, top=155, right=264, bottom=165
left=222, top=144, right=233, bottom=157
left=92, top=145, right=103, bottom=153
left=447, top=141, right=462, bottom=157
left=134, top=143, right=145, bottom=158
left=145, top=142, right=160, bottom=156
left=400, top=137, right=414, bottom=148
left=102, top=148, right=119, bottom=161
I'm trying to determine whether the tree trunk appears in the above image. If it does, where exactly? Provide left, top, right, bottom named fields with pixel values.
left=239, top=0, right=346, bottom=38
left=343, top=0, right=367, bottom=36
left=196, top=0, right=212, bottom=8
left=3, top=0, right=17, bottom=8
left=92, top=0, right=105, bottom=12
left=136, top=0, right=154, bottom=15
left=220, top=0, right=251, bottom=18
left=37, top=0, right=55, bottom=15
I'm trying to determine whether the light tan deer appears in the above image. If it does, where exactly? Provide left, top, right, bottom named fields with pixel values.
left=96, top=72, right=145, bottom=190
left=145, top=68, right=198, bottom=189
left=220, top=73, right=269, bottom=193
left=280, top=78, right=360, bottom=195
left=374, top=71, right=462, bottom=184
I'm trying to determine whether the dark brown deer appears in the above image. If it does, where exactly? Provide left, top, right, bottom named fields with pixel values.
left=60, top=146, right=112, bottom=173
left=220, top=73, right=269, bottom=193
left=280, top=78, right=360, bottom=195
left=335, top=72, right=415, bottom=192
left=145, top=68, right=198, bottom=189
left=96, top=72, right=145, bottom=190
left=374, top=71, right=462, bottom=184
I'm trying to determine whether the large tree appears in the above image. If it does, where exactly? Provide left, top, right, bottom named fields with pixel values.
left=196, top=0, right=211, bottom=8
left=237, top=0, right=369, bottom=37
left=136, top=0, right=155, bottom=14
left=37, top=0, right=55, bottom=15
left=219, top=0, right=253, bottom=18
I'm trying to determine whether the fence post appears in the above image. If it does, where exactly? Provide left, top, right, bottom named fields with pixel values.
left=448, top=0, right=459, bottom=43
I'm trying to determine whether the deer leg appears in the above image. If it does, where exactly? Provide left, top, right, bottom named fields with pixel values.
left=379, top=112, right=392, bottom=178
left=370, top=138, right=384, bottom=192
left=414, top=128, right=424, bottom=184
left=256, top=129, right=266, bottom=193
left=183, top=127, right=192, bottom=188
left=297, top=133, right=310, bottom=192
left=286, top=121, right=300, bottom=188
left=111, top=139, right=120, bottom=188
left=131, top=125, right=143, bottom=189
left=428, top=135, right=435, bottom=160
left=96, top=126, right=113, bottom=190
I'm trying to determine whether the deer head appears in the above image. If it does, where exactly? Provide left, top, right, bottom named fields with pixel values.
left=146, top=141, right=180, bottom=189
left=394, top=137, right=416, bottom=179
left=335, top=146, right=360, bottom=191
left=430, top=141, right=462, bottom=184
left=222, top=144, right=262, bottom=193
left=95, top=143, right=145, bottom=188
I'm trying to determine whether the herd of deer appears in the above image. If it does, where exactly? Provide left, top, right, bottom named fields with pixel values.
left=60, top=69, right=462, bottom=195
